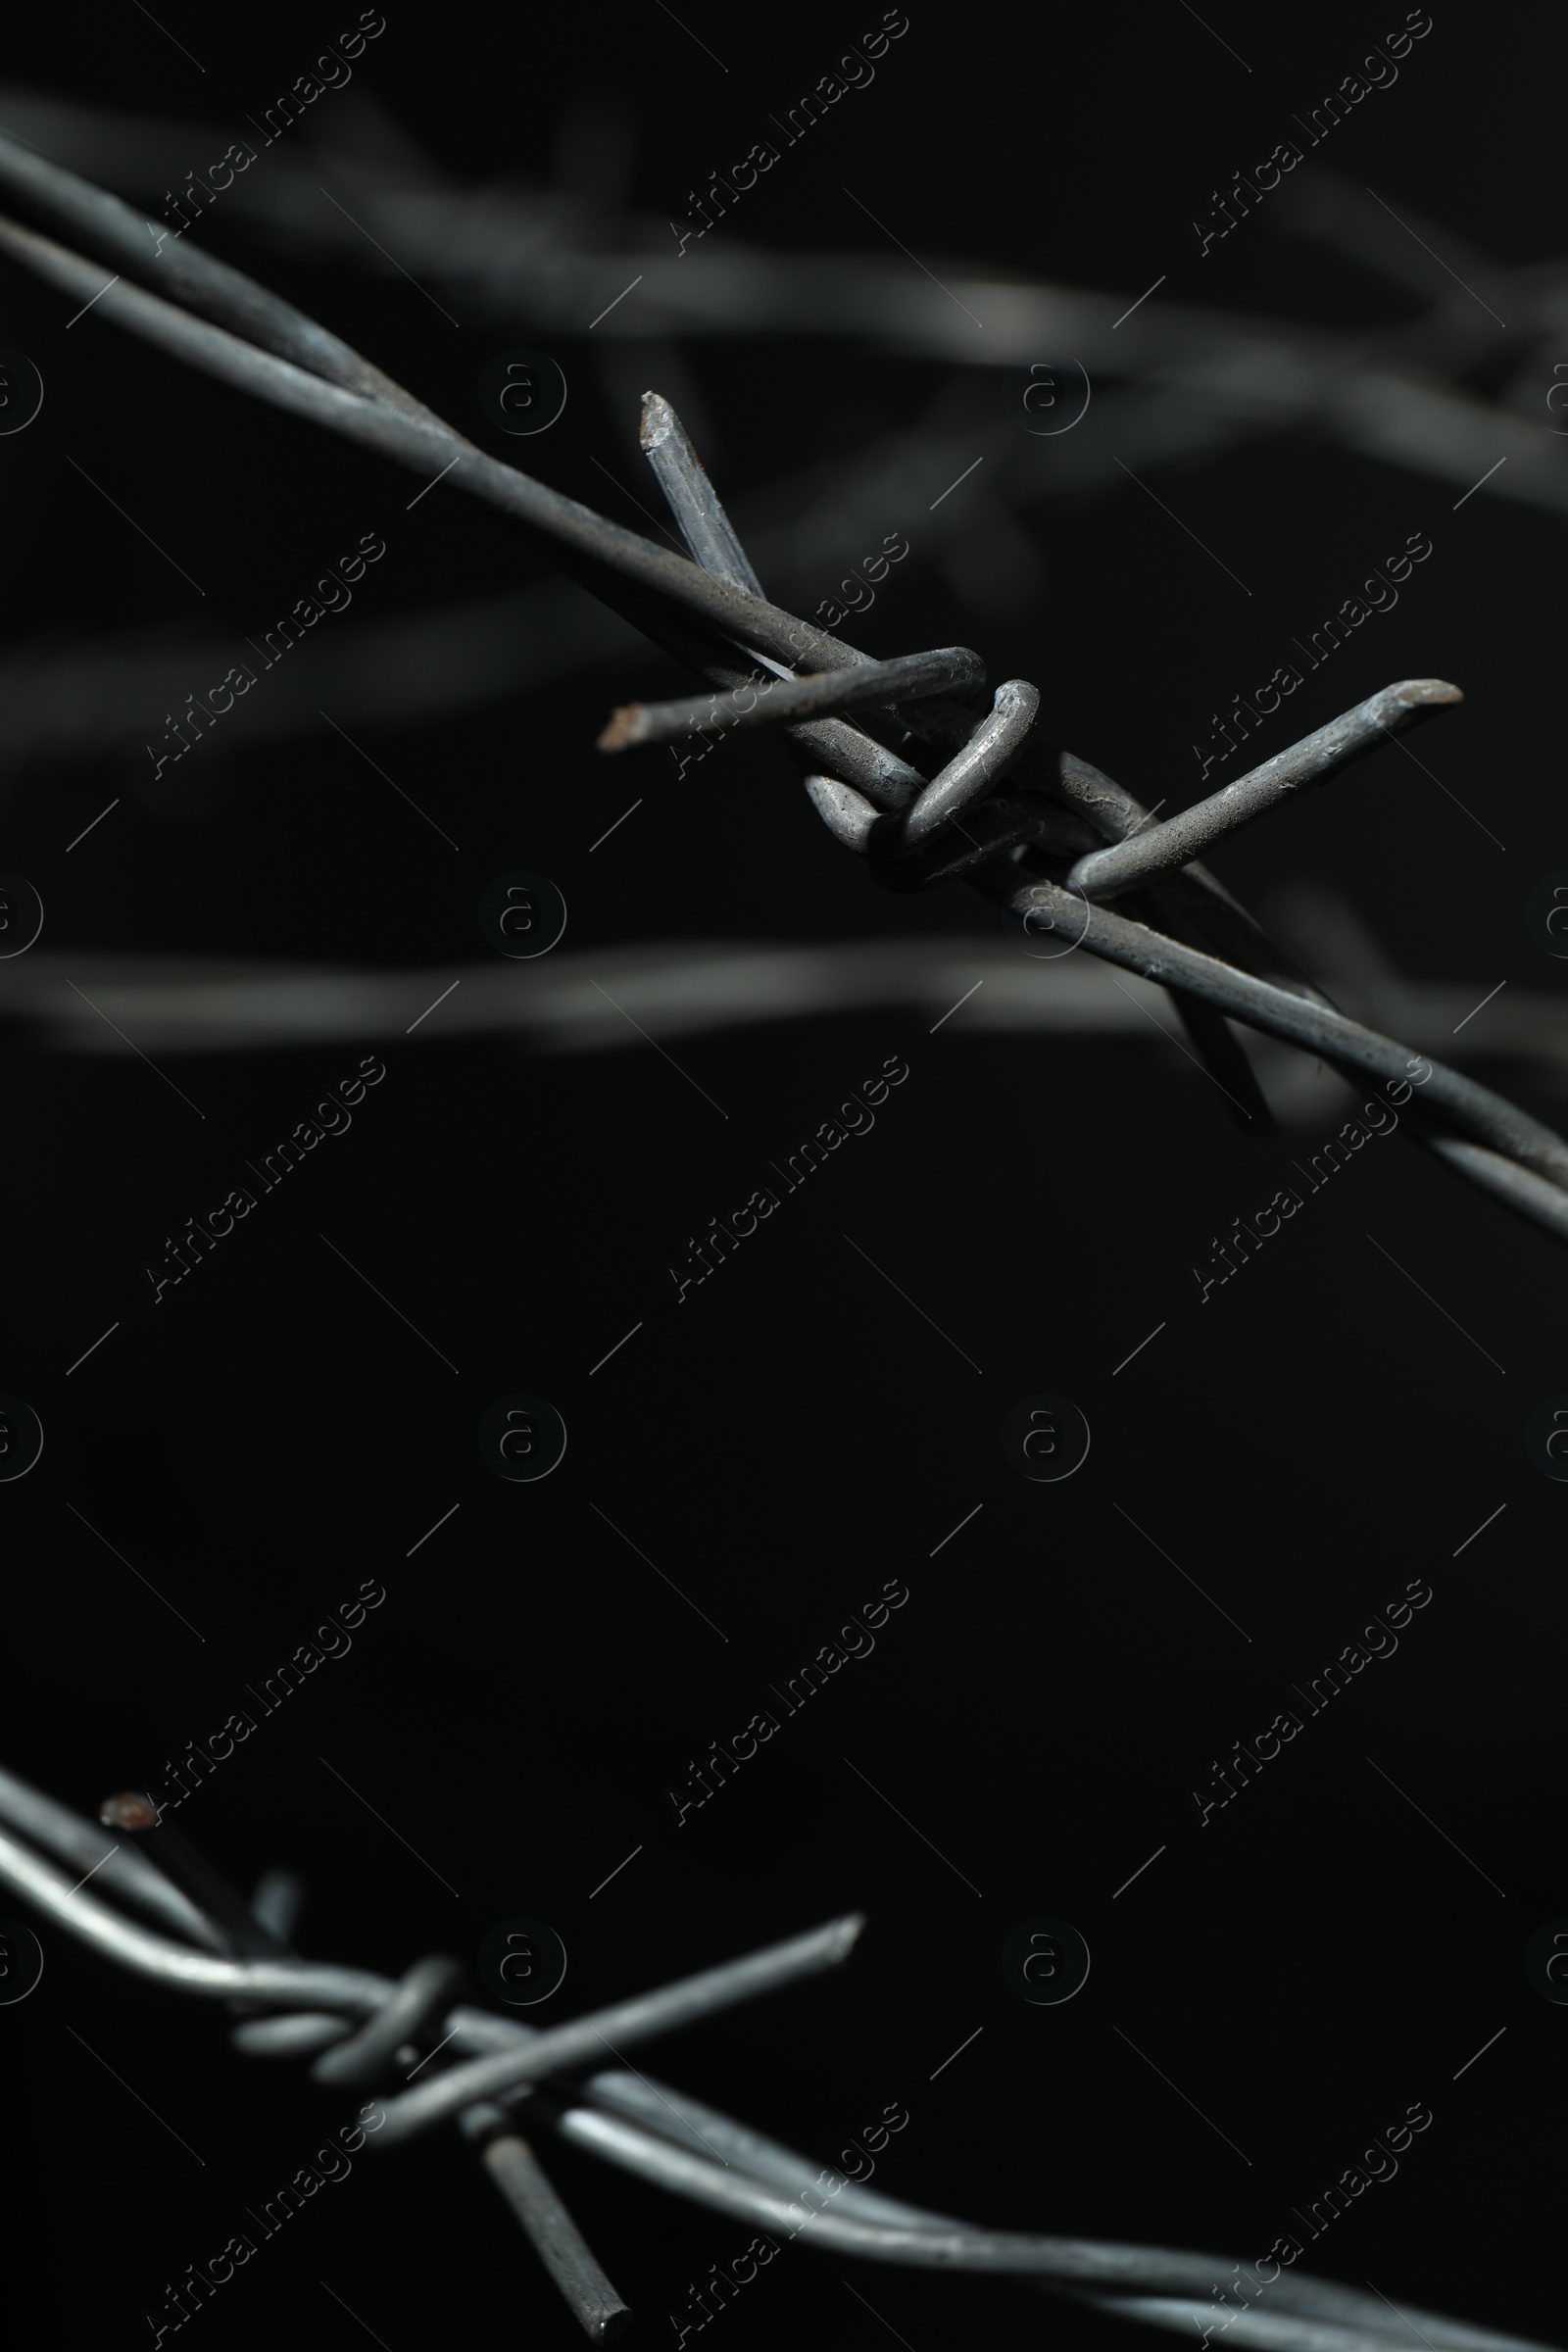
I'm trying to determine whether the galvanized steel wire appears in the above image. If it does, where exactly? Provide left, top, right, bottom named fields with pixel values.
left=0, top=1762, right=1554, bottom=2352
left=0, top=91, right=1558, bottom=2352
left=0, top=125, right=1564, bottom=1259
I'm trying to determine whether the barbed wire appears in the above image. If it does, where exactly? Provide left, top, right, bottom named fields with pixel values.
left=0, top=127, right=1565, bottom=1250
left=6, top=939, right=1563, bottom=1117
left=0, top=1761, right=1554, bottom=2352
left=0, top=108, right=1558, bottom=2352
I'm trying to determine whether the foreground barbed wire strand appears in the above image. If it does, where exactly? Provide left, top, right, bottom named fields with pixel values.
left=0, top=101, right=1560, bottom=2352
left=1063, top=684, right=1465, bottom=902
left=1, top=1764, right=1556, bottom=2352
left=623, top=388, right=1568, bottom=1241
left=650, top=395, right=1463, bottom=1190
left=0, top=137, right=881, bottom=682
left=645, top=390, right=1288, bottom=1153
left=3, top=139, right=1567, bottom=1250
left=1, top=139, right=1566, bottom=1246
left=100, top=1781, right=633, bottom=2339
left=628, top=401, right=1429, bottom=1147
left=634, top=411, right=1383, bottom=1161
left=469, top=2123, right=633, bottom=2342
left=0, top=132, right=1254, bottom=1134
left=634, top=388, right=1274, bottom=1134
left=644, top=393, right=1466, bottom=1116
left=597, top=645, right=988, bottom=750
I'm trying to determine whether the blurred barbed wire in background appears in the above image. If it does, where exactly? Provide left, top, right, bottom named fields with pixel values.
left=6, top=907, right=1566, bottom=1132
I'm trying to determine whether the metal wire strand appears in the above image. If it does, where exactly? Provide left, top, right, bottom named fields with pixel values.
left=629, top=384, right=1568, bottom=1208
left=643, top=381, right=1287, bottom=1167
left=803, top=773, right=884, bottom=851
left=75, top=1768, right=1504, bottom=2352
left=250, top=1868, right=305, bottom=1947
left=1032, top=747, right=1336, bottom=1004
left=891, top=679, right=1041, bottom=850
left=635, top=387, right=947, bottom=758
left=0, top=127, right=1558, bottom=2352
left=564, top=2077, right=1544, bottom=2352
left=552, top=2104, right=1553, bottom=2352
left=0, top=123, right=433, bottom=420
left=640, top=390, right=766, bottom=597
left=0, top=1769, right=1556, bottom=2352
left=0, top=1817, right=390, bottom=2008
left=1080, top=2295, right=1500, bottom=2352
left=464, top=2115, right=633, bottom=2345
left=113, top=1794, right=627, bottom=2343
left=1068, top=682, right=1464, bottom=901
left=533, top=554, right=929, bottom=810
left=369, top=1914, right=866, bottom=2146
left=984, top=869, right=1568, bottom=1217
left=632, top=390, right=1268, bottom=1135
left=311, top=1954, right=467, bottom=2086
left=989, top=760, right=1568, bottom=1232
left=1120, top=891, right=1276, bottom=1137
left=13, top=943, right=1567, bottom=1088
left=0, top=1762, right=218, bottom=1947
left=0, top=1792, right=841, bottom=2343
left=634, top=385, right=933, bottom=809
left=0, top=201, right=862, bottom=682
left=867, top=787, right=1102, bottom=888
left=233, top=2012, right=353, bottom=2058
left=597, top=644, right=985, bottom=752
left=98, top=1788, right=290, bottom=1958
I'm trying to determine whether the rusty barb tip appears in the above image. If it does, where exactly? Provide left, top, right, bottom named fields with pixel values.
left=638, top=390, right=675, bottom=454
left=1390, top=678, right=1463, bottom=706
left=98, top=1790, right=161, bottom=1833
left=597, top=705, right=647, bottom=753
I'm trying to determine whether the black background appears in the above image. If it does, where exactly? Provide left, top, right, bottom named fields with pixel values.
left=2, top=5, right=1562, bottom=2348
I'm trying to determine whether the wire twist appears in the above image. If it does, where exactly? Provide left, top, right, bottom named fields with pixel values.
left=0, top=126, right=1561, bottom=1242
left=0, top=1764, right=1554, bottom=2352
